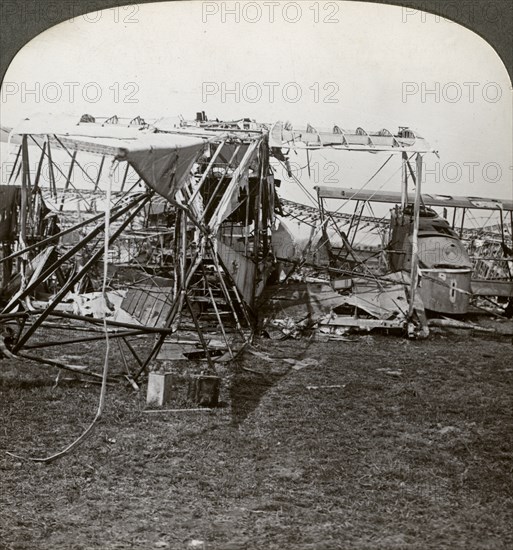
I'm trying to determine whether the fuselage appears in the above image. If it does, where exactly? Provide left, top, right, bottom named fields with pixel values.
left=388, top=205, right=473, bottom=314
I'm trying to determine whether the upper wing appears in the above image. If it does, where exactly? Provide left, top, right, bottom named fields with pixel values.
left=315, top=186, right=513, bottom=211
left=270, top=122, right=435, bottom=154
left=9, top=114, right=215, bottom=201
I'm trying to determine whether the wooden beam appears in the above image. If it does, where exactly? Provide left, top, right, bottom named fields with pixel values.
left=408, top=153, right=423, bottom=320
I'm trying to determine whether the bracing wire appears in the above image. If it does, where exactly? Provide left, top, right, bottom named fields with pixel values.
left=276, top=153, right=416, bottom=316
left=328, top=154, right=396, bottom=216
left=308, top=155, right=409, bottom=259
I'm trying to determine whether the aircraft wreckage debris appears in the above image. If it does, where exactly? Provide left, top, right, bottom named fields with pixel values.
left=0, top=113, right=511, bottom=419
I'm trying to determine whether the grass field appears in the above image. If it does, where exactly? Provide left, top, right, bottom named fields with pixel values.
left=1, top=327, right=512, bottom=549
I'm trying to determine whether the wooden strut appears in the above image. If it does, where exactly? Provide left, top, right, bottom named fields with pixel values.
left=0, top=201, right=130, bottom=267
left=12, top=194, right=151, bottom=352
left=407, top=153, right=423, bottom=321
left=121, top=336, right=144, bottom=368
left=18, top=136, right=31, bottom=292
left=401, top=151, right=408, bottom=211
left=184, top=294, right=215, bottom=372
left=32, top=141, right=46, bottom=195
left=59, top=150, right=77, bottom=212
left=93, top=156, right=106, bottom=192
left=28, top=135, right=94, bottom=211
left=207, top=284, right=233, bottom=358
left=143, top=408, right=215, bottom=413
left=459, top=208, right=466, bottom=239
left=7, top=145, right=22, bottom=184
left=1, top=193, right=148, bottom=314
left=35, top=310, right=175, bottom=333
left=120, top=162, right=130, bottom=192
left=20, top=134, right=32, bottom=229
left=0, top=312, right=29, bottom=320
left=15, top=352, right=108, bottom=380
left=22, top=329, right=147, bottom=350
left=46, top=138, right=58, bottom=200
left=345, top=201, right=361, bottom=244
left=13, top=163, right=23, bottom=186
left=200, top=262, right=233, bottom=358
left=349, top=202, right=366, bottom=248
left=116, top=339, right=139, bottom=389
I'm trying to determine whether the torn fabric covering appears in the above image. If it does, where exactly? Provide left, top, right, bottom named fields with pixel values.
left=272, top=216, right=329, bottom=265
left=68, top=291, right=141, bottom=326
left=115, top=134, right=208, bottom=201
left=11, top=116, right=209, bottom=203
left=260, top=281, right=346, bottom=322
left=335, top=272, right=411, bottom=320
left=208, top=138, right=261, bottom=233
left=218, top=142, right=250, bottom=165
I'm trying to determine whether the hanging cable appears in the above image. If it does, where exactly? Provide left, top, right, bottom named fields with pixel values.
left=6, top=160, right=118, bottom=463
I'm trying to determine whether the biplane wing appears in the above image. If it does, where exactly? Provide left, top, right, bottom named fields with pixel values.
left=315, top=186, right=513, bottom=211
left=1, top=114, right=277, bottom=368
left=9, top=115, right=213, bottom=201
left=316, top=185, right=513, bottom=305
left=0, top=125, right=21, bottom=144
left=8, top=114, right=264, bottom=217
left=270, top=121, right=435, bottom=153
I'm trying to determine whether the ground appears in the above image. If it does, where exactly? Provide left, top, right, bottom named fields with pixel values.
left=1, top=325, right=512, bottom=549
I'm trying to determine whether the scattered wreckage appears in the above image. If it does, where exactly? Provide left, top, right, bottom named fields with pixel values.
left=1, top=113, right=512, bottom=383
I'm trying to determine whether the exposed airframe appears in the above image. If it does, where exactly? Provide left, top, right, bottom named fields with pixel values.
left=1, top=114, right=511, bottom=380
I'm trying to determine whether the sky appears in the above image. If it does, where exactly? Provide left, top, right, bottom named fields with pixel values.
left=0, top=0, right=511, bottom=217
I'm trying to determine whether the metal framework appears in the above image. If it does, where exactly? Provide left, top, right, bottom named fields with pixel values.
left=0, top=116, right=277, bottom=377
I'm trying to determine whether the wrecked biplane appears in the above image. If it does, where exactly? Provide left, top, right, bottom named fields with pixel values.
left=1, top=113, right=509, bottom=372
left=265, top=122, right=512, bottom=333
left=0, top=114, right=277, bottom=373
left=314, top=186, right=513, bottom=317
left=267, top=123, right=438, bottom=336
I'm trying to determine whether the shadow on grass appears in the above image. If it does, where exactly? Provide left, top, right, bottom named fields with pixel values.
left=229, top=368, right=286, bottom=427
left=228, top=338, right=316, bottom=426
